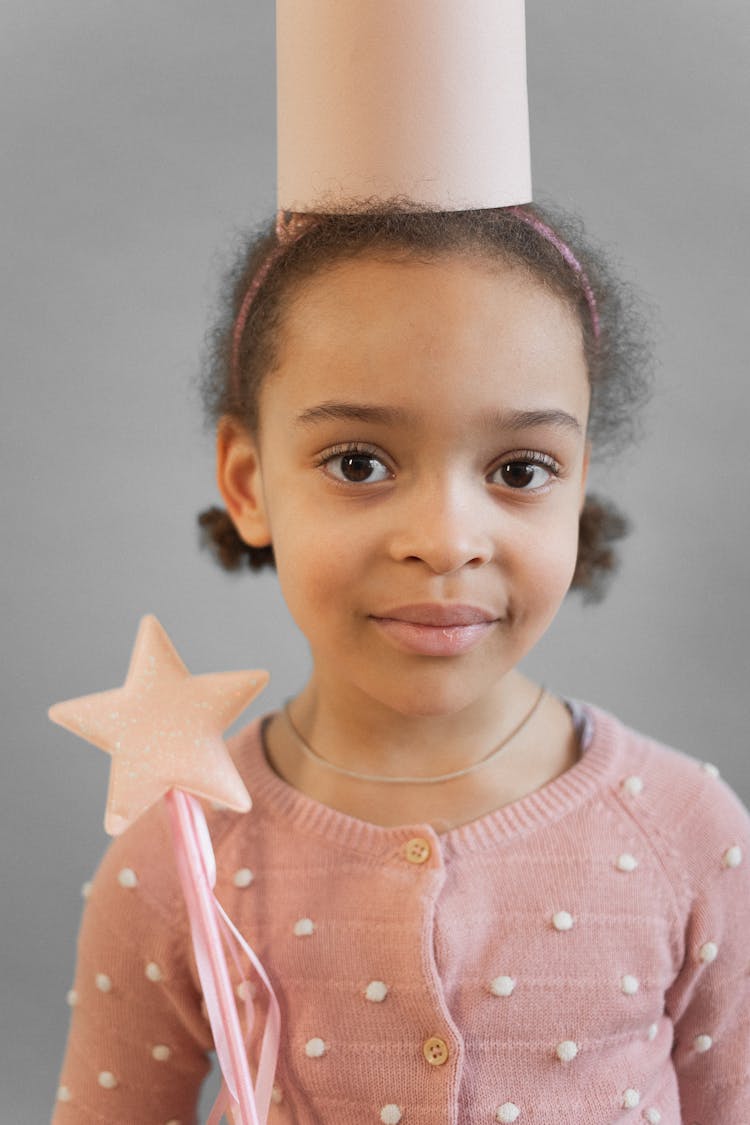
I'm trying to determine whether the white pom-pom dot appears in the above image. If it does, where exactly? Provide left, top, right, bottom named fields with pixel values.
left=621, top=974, right=639, bottom=995
left=647, top=1022, right=658, bottom=1041
left=365, top=980, right=388, bottom=1002
left=722, top=845, right=742, bottom=868
left=145, top=961, right=163, bottom=982
left=556, top=1040, right=578, bottom=1062
left=237, top=980, right=256, bottom=1001
left=117, top=867, right=138, bottom=889
left=95, top=973, right=112, bottom=993
left=552, top=910, right=574, bottom=931
left=305, top=1037, right=326, bottom=1058
left=233, top=867, right=254, bottom=888
left=380, top=1105, right=402, bottom=1124
left=644, top=1109, right=661, bottom=1124
left=97, top=1071, right=118, bottom=1089
left=616, top=853, right=638, bottom=872
left=622, top=775, right=643, bottom=796
left=152, top=1044, right=171, bottom=1061
left=490, top=975, right=516, bottom=997
left=495, top=1101, right=521, bottom=1122
left=694, top=1033, right=713, bottom=1053
left=294, top=918, right=315, bottom=936
left=66, top=989, right=78, bottom=1007
left=699, top=941, right=718, bottom=963
left=57, top=1086, right=72, bottom=1102
left=700, top=762, right=720, bottom=778
left=622, top=1088, right=640, bottom=1108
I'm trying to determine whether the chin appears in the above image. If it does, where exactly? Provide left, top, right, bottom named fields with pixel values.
left=371, top=669, right=506, bottom=720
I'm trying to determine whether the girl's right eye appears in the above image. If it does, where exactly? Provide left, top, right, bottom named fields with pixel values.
left=320, top=446, right=391, bottom=484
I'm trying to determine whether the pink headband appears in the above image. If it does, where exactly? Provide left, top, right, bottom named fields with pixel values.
left=230, top=211, right=315, bottom=396
left=230, top=206, right=600, bottom=395
left=507, top=206, right=601, bottom=339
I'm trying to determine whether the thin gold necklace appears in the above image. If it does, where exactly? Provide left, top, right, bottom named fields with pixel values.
left=282, top=686, right=546, bottom=785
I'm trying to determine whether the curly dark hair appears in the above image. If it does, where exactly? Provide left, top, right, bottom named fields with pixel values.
left=197, top=201, right=652, bottom=601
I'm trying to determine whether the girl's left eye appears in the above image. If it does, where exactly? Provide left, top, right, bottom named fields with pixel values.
left=321, top=447, right=391, bottom=484
left=490, top=455, right=559, bottom=491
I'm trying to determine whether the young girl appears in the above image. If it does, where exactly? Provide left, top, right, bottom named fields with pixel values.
left=52, top=203, right=750, bottom=1124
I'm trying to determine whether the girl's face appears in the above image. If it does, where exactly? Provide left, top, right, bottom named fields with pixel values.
left=220, top=253, right=590, bottom=719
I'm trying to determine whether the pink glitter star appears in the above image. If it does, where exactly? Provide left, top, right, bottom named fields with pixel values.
left=49, top=615, right=268, bottom=834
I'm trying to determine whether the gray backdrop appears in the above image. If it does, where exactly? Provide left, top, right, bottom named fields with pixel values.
left=3, top=2, right=748, bottom=1120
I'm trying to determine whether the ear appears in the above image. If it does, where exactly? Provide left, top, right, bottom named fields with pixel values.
left=216, top=416, right=272, bottom=548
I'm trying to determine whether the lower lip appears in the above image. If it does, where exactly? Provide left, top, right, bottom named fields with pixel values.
left=371, top=617, right=496, bottom=656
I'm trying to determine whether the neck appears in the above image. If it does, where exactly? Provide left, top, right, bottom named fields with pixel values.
left=261, top=676, right=580, bottom=831
left=284, top=685, right=546, bottom=784
left=284, top=668, right=542, bottom=778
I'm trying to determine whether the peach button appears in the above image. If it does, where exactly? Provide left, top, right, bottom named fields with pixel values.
left=404, top=837, right=431, bottom=864
left=423, top=1036, right=449, bottom=1066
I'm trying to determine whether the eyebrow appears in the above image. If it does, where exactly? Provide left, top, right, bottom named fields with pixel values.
left=295, top=401, right=583, bottom=435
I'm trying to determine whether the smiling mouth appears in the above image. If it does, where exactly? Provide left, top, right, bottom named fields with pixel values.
left=373, top=603, right=499, bottom=627
left=370, top=612, right=499, bottom=656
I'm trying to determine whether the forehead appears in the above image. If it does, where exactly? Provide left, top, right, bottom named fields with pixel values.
left=269, top=253, right=589, bottom=423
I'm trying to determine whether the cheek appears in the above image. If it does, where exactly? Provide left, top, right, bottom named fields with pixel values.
left=513, top=504, right=581, bottom=600
left=270, top=512, right=354, bottom=630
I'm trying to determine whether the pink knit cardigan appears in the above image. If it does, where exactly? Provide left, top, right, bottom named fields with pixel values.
left=53, top=704, right=750, bottom=1123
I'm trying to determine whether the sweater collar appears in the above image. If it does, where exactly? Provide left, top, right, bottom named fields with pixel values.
left=227, top=702, right=631, bottom=859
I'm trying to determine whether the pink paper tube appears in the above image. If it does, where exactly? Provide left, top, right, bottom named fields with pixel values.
left=276, top=0, right=532, bottom=212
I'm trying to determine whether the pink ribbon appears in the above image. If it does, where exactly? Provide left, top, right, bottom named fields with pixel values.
left=166, top=789, right=281, bottom=1125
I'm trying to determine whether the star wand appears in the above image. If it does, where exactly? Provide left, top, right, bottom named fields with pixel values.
left=49, top=614, right=279, bottom=1125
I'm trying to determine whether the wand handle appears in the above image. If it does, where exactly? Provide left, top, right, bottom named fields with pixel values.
left=166, top=789, right=260, bottom=1125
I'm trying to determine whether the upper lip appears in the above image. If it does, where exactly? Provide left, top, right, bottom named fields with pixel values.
left=373, top=603, right=498, bottom=626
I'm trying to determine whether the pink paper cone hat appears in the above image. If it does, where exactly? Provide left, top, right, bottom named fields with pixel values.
left=276, top=0, right=532, bottom=213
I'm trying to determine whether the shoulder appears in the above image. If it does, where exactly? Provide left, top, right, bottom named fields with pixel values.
left=585, top=702, right=750, bottom=900
left=586, top=702, right=750, bottom=831
left=92, top=787, right=247, bottom=907
left=82, top=802, right=187, bottom=963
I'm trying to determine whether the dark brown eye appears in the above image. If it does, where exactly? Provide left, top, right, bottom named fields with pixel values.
left=341, top=454, right=378, bottom=481
left=495, top=461, right=554, bottom=490
left=502, top=462, right=536, bottom=488
left=323, top=450, right=390, bottom=484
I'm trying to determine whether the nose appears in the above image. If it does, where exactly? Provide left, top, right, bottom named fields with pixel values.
left=387, top=475, right=494, bottom=575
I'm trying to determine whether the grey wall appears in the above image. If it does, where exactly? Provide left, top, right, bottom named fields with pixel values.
left=2, top=2, right=748, bottom=1119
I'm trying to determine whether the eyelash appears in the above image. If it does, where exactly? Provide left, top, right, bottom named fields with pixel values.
left=316, top=443, right=561, bottom=493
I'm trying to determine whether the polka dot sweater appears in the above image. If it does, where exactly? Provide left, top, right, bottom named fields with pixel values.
left=53, top=704, right=750, bottom=1123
